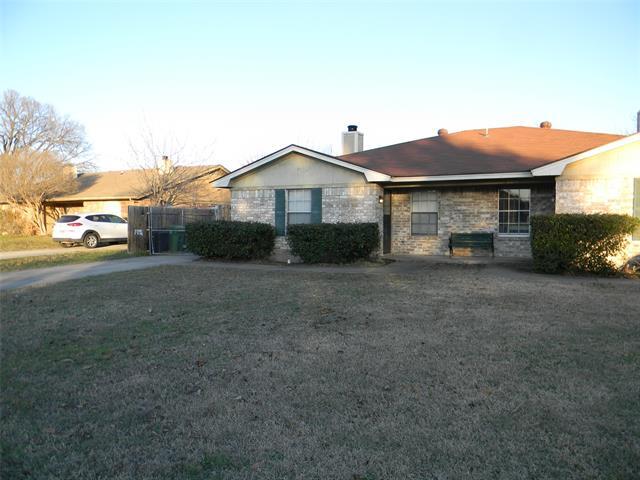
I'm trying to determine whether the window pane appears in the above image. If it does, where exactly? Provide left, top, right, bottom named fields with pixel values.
left=288, top=212, right=311, bottom=225
left=288, top=189, right=311, bottom=213
left=498, top=188, right=530, bottom=235
left=412, top=191, right=437, bottom=213
left=507, top=223, right=520, bottom=234
left=412, top=212, right=437, bottom=235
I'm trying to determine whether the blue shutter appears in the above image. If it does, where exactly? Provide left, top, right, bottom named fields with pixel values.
left=275, top=189, right=285, bottom=236
left=634, top=178, right=640, bottom=241
left=311, top=188, right=322, bottom=224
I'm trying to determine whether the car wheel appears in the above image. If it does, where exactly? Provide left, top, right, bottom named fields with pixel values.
left=83, top=232, right=99, bottom=249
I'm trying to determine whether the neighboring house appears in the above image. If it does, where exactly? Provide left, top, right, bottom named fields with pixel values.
left=46, top=164, right=230, bottom=222
left=213, top=123, right=640, bottom=260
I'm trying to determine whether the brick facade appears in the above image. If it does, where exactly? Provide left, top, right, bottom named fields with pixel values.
left=556, top=176, right=640, bottom=259
left=389, top=184, right=555, bottom=257
left=231, top=185, right=383, bottom=260
left=231, top=189, right=275, bottom=224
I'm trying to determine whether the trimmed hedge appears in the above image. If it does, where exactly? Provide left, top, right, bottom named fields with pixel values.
left=531, top=214, right=639, bottom=274
left=287, top=223, right=379, bottom=263
left=186, top=220, right=275, bottom=260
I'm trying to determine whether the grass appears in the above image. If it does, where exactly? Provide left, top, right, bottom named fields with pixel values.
left=1, top=262, right=639, bottom=479
left=0, top=235, right=61, bottom=252
left=0, top=249, right=131, bottom=271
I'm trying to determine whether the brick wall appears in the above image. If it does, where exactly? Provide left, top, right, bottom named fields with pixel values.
left=390, top=184, right=555, bottom=257
left=231, top=185, right=384, bottom=260
left=231, top=189, right=275, bottom=224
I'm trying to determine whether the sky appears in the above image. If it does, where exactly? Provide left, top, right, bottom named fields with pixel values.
left=1, top=0, right=639, bottom=172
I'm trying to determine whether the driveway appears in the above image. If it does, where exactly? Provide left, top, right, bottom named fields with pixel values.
left=0, top=254, right=197, bottom=291
left=0, top=243, right=127, bottom=260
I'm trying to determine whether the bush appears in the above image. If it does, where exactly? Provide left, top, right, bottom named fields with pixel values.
left=287, top=223, right=379, bottom=263
left=0, top=209, right=34, bottom=235
left=531, top=214, right=639, bottom=274
left=186, top=221, right=275, bottom=260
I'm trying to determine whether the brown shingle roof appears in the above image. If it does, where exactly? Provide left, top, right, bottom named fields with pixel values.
left=50, top=165, right=228, bottom=201
left=339, top=127, right=624, bottom=177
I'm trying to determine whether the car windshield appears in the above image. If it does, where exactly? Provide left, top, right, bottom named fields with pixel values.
left=57, top=215, right=80, bottom=223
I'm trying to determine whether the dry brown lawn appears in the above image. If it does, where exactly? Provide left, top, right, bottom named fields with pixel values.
left=1, top=262, right=639, bottom=479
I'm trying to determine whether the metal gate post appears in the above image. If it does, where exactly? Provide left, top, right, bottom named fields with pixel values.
left=148, top=206, right=153, bottom=255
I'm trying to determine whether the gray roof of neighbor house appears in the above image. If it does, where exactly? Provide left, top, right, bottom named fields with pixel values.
left=339, top=126, right=624, bottom=177
left=49, top=165, right=228, bottom=202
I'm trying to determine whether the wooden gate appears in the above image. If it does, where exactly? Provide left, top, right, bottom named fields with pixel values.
left=127, top=205, right=230, bottom=255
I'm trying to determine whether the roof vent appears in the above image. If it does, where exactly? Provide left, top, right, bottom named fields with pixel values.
left=540, top=121, right=552, bottom=129
left=437, top=128, right=448, bottom=136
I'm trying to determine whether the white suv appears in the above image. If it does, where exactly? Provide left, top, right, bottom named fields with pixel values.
left=52, top=213, right=128, bottom=248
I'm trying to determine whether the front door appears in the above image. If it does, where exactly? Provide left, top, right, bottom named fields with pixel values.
left=383, top=191, right=391, bottom=254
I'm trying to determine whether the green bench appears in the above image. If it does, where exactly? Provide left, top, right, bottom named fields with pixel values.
left=449, top=232, right=494, bottom=257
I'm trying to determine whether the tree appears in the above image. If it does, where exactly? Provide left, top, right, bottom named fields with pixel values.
left=129, top=125, right=215, bottom=206
left=1, top=89, right=90, bottom=162
left=0, top=149, right=77, bottom=234
left=0, top=90, right=91, bottom=234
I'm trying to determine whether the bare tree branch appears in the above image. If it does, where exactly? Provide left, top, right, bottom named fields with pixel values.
left=128, top=124, right=216, bottom=206
left=0, top=89, right=92, bottom=167
left=0, top=149, right=78, bottom=234
left=0, top=90, right=92, bottom=234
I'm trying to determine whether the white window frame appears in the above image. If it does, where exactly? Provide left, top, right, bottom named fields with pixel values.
left=411, top=191, right=438, bottom=236
left=286, top=189, right=312, bottom=229
left=498, top=188, right=531, bottom=237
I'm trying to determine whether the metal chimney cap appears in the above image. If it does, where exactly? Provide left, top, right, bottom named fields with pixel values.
left=347, top=125, right=358, bottom=132
left=437, top=128, right=448, bottom=136
left=539, top=121, right=552, bottom=129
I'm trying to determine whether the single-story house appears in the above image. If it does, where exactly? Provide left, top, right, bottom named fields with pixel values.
left=46, top=163, right=230, bottom=221
left=212, top=123, right=640, bottom=260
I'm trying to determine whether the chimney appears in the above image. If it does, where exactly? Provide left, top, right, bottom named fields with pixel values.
left=63, top=164, right=78, bottom=178
left=437, top=128, right=448, bottom=136
left=159, top=155, right=172, bottom=174
left=342, top=125, right=364, bottom=155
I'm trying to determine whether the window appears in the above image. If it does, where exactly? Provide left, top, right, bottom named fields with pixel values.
left=287, top=189, right=312, bottom=226
left=107, top=215, right=126, bottom=224
left=499, top=189, right=530, bottom=235
left=57, top=215, right=80, bottom=223
left=411, top=191, right=438, bottom=235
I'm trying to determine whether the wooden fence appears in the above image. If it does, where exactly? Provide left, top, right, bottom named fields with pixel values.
left=128, top=205, right=230, bottom=255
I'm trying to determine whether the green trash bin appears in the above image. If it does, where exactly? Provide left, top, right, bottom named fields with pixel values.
left=168, top=226, right=185, bottom=253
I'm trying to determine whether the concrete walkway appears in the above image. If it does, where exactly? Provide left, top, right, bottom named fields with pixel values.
left=0, top=254, right=197, bottom=292
left=0, top=243, right=127, bottom=260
